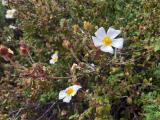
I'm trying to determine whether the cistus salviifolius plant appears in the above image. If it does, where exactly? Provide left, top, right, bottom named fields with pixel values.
left=0, top=0, right=160, bottom=120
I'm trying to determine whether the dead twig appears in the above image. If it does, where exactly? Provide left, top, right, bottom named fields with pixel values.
left=36, top=100, right=59, bottom=120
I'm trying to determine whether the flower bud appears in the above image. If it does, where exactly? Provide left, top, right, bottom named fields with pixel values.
left=0, top=45, right=8, bottom=56
left=5, top=53, right=13, bottom=61
left=62, top=39, right=72, bottom=49
left=3, top=48, right=14, bottom=61
left=19, top=41, right=28, bottom=56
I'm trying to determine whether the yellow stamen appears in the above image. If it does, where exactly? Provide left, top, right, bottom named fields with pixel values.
left=66, top=88, right=75, bottom=96
left=8, top=11, right=13, bottom=15
left=52, top=58, right=58, bottom=62
left=102, top=36, right=112, bottom=46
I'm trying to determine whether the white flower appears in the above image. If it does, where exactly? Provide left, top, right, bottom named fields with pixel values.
left=59, top=85, right=82, bottom=103
left=49, top=51, right=58, bottom=64
left=9, top=25, right=17, bottom=29
left=2, top=0, right=8, bottom=6
left=5, top=9, right=16, bottom=19
left=92, top=27, right=124, bottom=54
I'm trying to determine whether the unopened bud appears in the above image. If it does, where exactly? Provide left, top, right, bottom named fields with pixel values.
left=4, top=48, right=14, bottom=61
left=0, top=45, right=8, bottom=56
left=62, top=39, right=72, bottom=49
left=19, top=41, right=28, bottom=56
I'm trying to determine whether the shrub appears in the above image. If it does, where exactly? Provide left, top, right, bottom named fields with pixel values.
left=0, top=0, right=159, bottom=120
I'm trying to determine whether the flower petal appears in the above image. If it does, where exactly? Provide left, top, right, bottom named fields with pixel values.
left=92, top=36, right=103, bottom=47
left=107, top=27, right=121, bottom=39
left=5, top=15, right=13, bottom=19
left=9, top=25, right=17, bottom=29
left=95, top=27, right=107, bottom=40
left=72, top=85, right=82, bottom=91
left=51, top=54, right=58, bottom=59
left=12, top=9, right=16, bottom=13
left=59, top=90, right=66, bottom=100
left=100, top=46, right=114, bottom=54
left=112, top=38, right=124, bottom=49
left=71, top=85, right=82, bottom=96
left=49, top=59, right=55, bottom=64
left=63, top=96, right=72, bottom=103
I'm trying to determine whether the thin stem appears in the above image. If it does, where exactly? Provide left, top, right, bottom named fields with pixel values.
left=27, top=50, right=35, bottom=63
left=12, top=108, right=24, bottom=120
left=114, top=48, right=117, bottom=59
left=70, top=48, right=81, bottom=63
left=26, top=56, right=33, bottom=65
left=36, top=100, right=59, bottom=120
left=9, top=60, right=27, bottom=70
left=47, top=76, right=72, bottom=80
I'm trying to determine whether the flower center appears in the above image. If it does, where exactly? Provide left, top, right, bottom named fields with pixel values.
left=102, top=36, right=112, bottom=46
left=52, top=57, right=58, bottom=62
left=8, top=11, right=13, bottom=16
left=66, top=88, right=75, bottom=96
